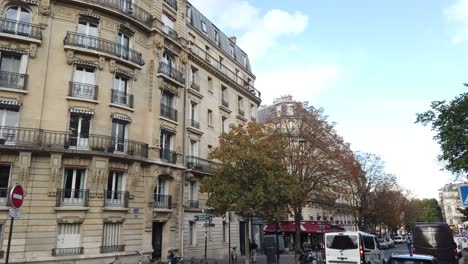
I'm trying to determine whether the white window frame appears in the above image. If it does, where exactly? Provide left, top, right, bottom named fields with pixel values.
left=201, top=21, right=207, bottom=33
left=68, top=113, right=91, bottom=149
left=160, top=129, right=174, bottom=151
left=189, top=140, right=199, bottom=157
left=111, top=120, right=128, bottom=153
left=0, top=51, right=27, bottom=74
left=102, top=222, right=122, bottom=248
left=56, top=223, right=81, bottom=250
left=207, top=109, right=213, bottom=126
left=0, top=164, right=11, bottom=204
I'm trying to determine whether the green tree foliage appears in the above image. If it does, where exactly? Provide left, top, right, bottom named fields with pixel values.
left=406, top=198, right=443, bottom=225
left=416, top=92, right=468, bottom=175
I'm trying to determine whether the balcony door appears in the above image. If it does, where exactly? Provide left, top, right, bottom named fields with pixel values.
left=73, top=65, right=96, bottom=99
left=0, top=107, right=19, bottom=144
left=113, top=75, right=128, bottom=105
left=111, top=121, right=127, bottom=152
left=106, top=171, right=125, bottom=206
left=68, top=114, right=90, bottom=149
left=0, top=165, right=10, bottom=206
left=120, top=0, right=134, bottom=12
left=162, top=51, right=173, bottom=69
left=4, top=6, right=32, bottom=36
left=117, top=32, right=130, bottom=59
left=77, top=19, right=98, bottom=48
left=63, top=169, right=86, bottom=204
left=0, top=52, right=24, bottom=88
left=155, top=178, right=168, bottom=208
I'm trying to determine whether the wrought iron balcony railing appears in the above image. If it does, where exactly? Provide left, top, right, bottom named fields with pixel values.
left=89, top=0, right=153, bottom=27
left=163, top=0, right=178, bottom=10
left=69, top=81, right=98, bottom=100
left=160, top=148, right=177, bottom=164
left=56, top=189, right=89, bottom=207
left=0, top=71, right=27, bottom=90
left=154, top=194, right=172, bottom=209
left=161, top=25, right=178, bottom=41
left=190, top=119, right=200, bottom=129
left=160, top=103, right=178, bottom=122
left=64, top=32, right=145, bottom=66
left=0, top=17, right=42, bottom=40
left=221, top=98, right=229, bottom=108
left=186, top=156, right=218, bottom=174
left=111, top=89, right=134, bottom=108
left=0, top=126, right=149, bottom=158
left=158, top=61, right=185, bottom=84
left=189, top=199, right=199, bottom=208
left=52, top=247, right=83, bottom=256
left=188, top=42, right=261, bottom=99
left=100, top=245, right=125, bottom=253
left=104, top=190, right=129, bottom=208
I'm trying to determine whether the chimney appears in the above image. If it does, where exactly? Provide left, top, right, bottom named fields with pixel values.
left=229, top=36, right=237, bottom=44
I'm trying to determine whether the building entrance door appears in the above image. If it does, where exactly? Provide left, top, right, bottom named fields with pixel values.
left=152, top=222, right=163, bottom=259
left=239, top=221, right=246, bottom=255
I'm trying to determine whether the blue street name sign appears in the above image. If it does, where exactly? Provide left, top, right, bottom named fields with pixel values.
left=194, top=215, right=212, bottom=222
left=459, top=185, right=468, bottom=207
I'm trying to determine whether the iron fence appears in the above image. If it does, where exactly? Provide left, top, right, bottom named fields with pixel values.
left=88, top=0, right=153, bottom=26
left=160, top=103, right=178, bottom=122
left=154, top=194, right=172, bottom=209
left=160, top=148, right=177, bottom=164
left=104, top=190, right=129, bottom=208
left=56, top=189, right=89, bottom=207
left=69, top=81, right=98, bottom=100
left=111, top=89, right=133, bottom=108
left=158, top=61, right=184, bottom=84
left=0, top=17, right=42, bottom=40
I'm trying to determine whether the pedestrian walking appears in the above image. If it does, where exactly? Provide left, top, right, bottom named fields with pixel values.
left=250, top=240, right=258, bottom=263
left=406, top=235, right=413, bottom=256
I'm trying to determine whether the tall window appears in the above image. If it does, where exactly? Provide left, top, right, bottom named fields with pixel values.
left=71, top=65, right=96, bottom=99
left=189, top=181, right=197, bottom=202
left=160, top=129, right=175, bottom=163
left=0, top=52, right=21, bottom=74
left=155, top=177, right=169, bottom=208
left=250, top=104, right=256, bottom=121
left=243, top=55, right=247, bottom=68
left=68, top=114, right=91, bottom=149
left=111, top=120, right=127, bottom=152
left=0, top=165, right=10, bottom=205
left=219, top=57, right=223, bottom=69
left=189, top=221, right=195, bottom=245
left=162, top=51, right=173, bottom=68
left=222, top=221, right=227, bottom=242
left=101, top=223, right=123, bottom=252
left=207, top=76, right=213, bottom=92
left=117, top=32, right=130, bottom=59
left=106, top=171, right=125, bottom=201
left=189, top=140, right=199, bottom=157
left=77, top=18, right=98, bottom=48
left=221, top=86, right=228, bottom=107
left=62, top=169, right=86, bottom=205
left=201, top=21, right=207, bottom=33
left=161, top=90, right=174, bottom=108
left=162, top=14, right=174, bottom=29
left=186, top=5, right=192, bottom=23
left=190, top=67, right=198, bottom=86
left=4, top=6, right=32, bottom=36
left=229, top=44, right=235, bottom=57
left=238, top=96, right=244, bottom=115
left=56, top=223, right=81, bottom=254
left=207, top=109, right=213, bottom=126
left=222, top=116, right=227, bottom=133
left=160, top=130, right=173, bottom=151
left=214, top=30, right=220, bottom=46
left=120, top=0, right=133, bottom=12
left=190, top=101, right=198, bottom=126
left=113, top=75, right=129, bottom=106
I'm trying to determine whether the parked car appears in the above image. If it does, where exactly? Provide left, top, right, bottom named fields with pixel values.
left=413, top=222, right=458, bottom=264
left=325, top=231, right=384, bottom=264
left=387, top=254, right=439, bottom=264
left=378, top=238, right=389, bottom=249
left=394, top=236, right=405, bottom=244
left=453, top=236, right=468, bottom=258
left=385, top=237, right=395, bottom=248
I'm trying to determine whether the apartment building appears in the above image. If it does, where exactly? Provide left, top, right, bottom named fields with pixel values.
left=0, top=0, right=260, bottom=263
left=439, top=183, right=467, bottom=227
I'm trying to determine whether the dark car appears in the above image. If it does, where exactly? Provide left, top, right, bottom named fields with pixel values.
left=412, top=222, right=457, bottom=264
left=387, top=254, right=439, bottom=264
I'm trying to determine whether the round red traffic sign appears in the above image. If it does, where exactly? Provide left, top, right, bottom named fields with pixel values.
left=9, top=184, right=24, bottom=209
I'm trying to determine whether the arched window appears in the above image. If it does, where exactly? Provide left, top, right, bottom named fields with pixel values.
left=4, top=6, right=32, bottom=36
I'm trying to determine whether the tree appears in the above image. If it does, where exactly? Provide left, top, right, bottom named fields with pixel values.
left=416, top=91, right=468, bottom=175
left=201, top=122, right=292, bottom=264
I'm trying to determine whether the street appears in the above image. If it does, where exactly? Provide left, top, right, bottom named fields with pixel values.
left=383, top=243, right=410, bottom=259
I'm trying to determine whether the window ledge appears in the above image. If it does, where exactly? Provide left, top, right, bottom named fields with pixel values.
left=153, top=208, right=172, bottom=213
left=64, top=45, right=143, bottom=69
left=236, top=114, right=247, bottom=122
left=0, top=32, right=41, bottom=44
left=185, top=207, right=202, bottom=213
left=54, top=207, right=90, bottom=211
left=159, top=116, right=179, bottom=125
left=188, top=88, right=203, bottom=99
left=109, top=103, right=134, bottom=112
left=0, top=87, right=27, bottom=94
left=156, top=73, right=185, bottom=87
left=0, top=206, right=10, bottom=211
left=103, top=207, right=129, bottom=212
left=219, top=105, right=232, bottom=114
left=66, top=96, right=99, bottom=104
left=187, top=126, right=204, bottom=136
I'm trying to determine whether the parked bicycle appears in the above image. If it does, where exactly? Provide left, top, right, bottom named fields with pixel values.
left=167, top=249, right=184, bottom=264
left=136, top=251, right=158, bottom=264
left=231, top=246, right=238, bottom=264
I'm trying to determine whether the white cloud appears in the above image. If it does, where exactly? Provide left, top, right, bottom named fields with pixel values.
left=256, top=64, right=340, bottom=106
left=445, top=0, right=468, bottom=43
left=192, top=0, right=308, bottom=61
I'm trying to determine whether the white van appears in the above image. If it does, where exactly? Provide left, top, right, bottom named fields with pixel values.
left=325, top=231, right=384, bottom=264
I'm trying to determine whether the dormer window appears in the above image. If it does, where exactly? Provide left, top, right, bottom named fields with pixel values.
left=201, top=21, right=207, bottom=34
left=229, top=44, right=235, bottom=58
left=5, top=6, right=32, bottom=36
left=214, top=30, right=220, bottom=46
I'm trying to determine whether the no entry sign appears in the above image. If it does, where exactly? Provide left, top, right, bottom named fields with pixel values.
left=9, top=185, right=24, bottom=209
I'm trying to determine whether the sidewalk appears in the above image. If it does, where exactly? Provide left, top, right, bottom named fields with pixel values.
left=237, top=254, right=297, bottom=264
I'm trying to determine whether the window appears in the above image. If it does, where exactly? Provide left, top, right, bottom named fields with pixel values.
left=0, top=165, right=10, bottom=205
left=61, top=169, right=86, bottom=206
left=219, top=57, right=223, bottom=70
left=155, top=177, right=170, bottom=208
left=0, top=51, right=27, bottom=89
left=68, top=113, right=91, bottom=149
left=111, top=120, right=127, bottom=152
left=189, top=221, right=196, bottom=245
left=55, top=223, right=82, bottom=255
left=161, top=91, right=177, bottom=121
left=214, top=30, right=220, bottom=46
left=201, top=21, right=207, bottom=33
left=222, top=221, right=227, bottom=242
left=71, top=64, right=96, bottom=99
left=160, top=130, right=173, bottom=151
left=190, top=101, right=199, bottom=127
left=113, top=75, right=130, bottom=106
left=105, top=171, right=126, bottom=207
left=229, top=44, right=235, bottom=57
left=160, top=129, right=175, bottom=163
left=162, top=50, right=174, bottom=68
left=242, top=55, right=247, bottom=68
left=207, top=109, right=213, bottom=126
left=189, top=181, right=198, bottom=208
left=250, top=104, right=256, bottom=121
left=222, top=116, right=228, bottom=133
left=235, top=69, right=239, bottom=82
left=101, top=223, right=123, bottom=253
left=186, top=6, right=192, bottom=23
left=205, top=45, right=210, bottom=62
left=238, top=96, right=244, bottom=116
left=221, top=86, right=228, bottom=107
left=162, top=14, right=174, bottom=29
left=120, top=0, right=133, bottom=12
left=77, top=17, right=98, bottom=48
left=326, top=235, right=358, bottom=250
left=190, top=67, right=198, bottom=87
left=117, top=31, right=130, bottom=59
left=207, top=76, right=213, bottom=92
left=189, top=140, right=199, bottom=157
left=362, top=235, right=376, bottom=250
left=0, top=107, right=19, bottom=128
left=4, top=6, right=32, bottom=36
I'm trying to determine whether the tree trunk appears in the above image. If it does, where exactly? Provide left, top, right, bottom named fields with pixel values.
left=294, top=207, right=302, bottom=253
left=245, top=217, right=250, bottom=264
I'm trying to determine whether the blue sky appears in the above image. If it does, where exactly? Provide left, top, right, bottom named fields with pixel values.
left=193, top=0, right=467, bottom=198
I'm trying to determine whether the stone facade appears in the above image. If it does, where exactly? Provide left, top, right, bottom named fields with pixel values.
left=0, top=0, right=260, bottom=262
left=439, top=183, right=467, bottom=228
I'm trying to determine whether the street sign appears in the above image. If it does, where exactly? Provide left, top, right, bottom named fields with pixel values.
left=9, top=184, right=24, bottom=209
left=133, top=208, right=139, bottom=218
left=9, top=208, right=21, bottom=218
left=194, top=215, right=212, bottom=222
left=459, top=185, right=468, bottom=206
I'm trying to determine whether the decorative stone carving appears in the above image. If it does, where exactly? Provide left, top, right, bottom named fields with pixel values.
left=109, top=59, right=116, bottom=73
left=29, top=43, right=37, bottom=58
left=18, top=152, right=31, bottom=190
left=128, top=162, right=141, bottom=198
left=148, top=59, right=154, bottom=111
left=48, top=153, right=62, bottom=196
left=179, top=52, right=188, bottom=65
left=66, top=50, right=74, bottom=65
left=40, top=0, right=51, bottom=14
left=98, top=56, right=106, bottom=70
left=89, top=158, right=108, bottom=198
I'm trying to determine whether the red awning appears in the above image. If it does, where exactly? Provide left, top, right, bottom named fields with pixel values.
left=264, top=221, right=303, bottom=233
left=264, top=221, right=345, bottom=233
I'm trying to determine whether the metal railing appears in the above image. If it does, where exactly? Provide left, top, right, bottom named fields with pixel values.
left=56, top=189, right=89, bottom=207
left=88, top=0, right=153, bottom=27
left=100, top=245, right=125, bottom=253
left=186, top=156, right=218, bottom=174
left=189, top=200, right=199, bottom=208
left=0, top=187, right=10, bottom=207
left=0, top=126, right=149, bottom=158
left=0, top=17, right=42, bottom=40
left=69, top=81, right=98, bottom=100
left=111, top=89, right=133, bottom=108
left=160, top=103, right=178, bottom=121
left=104, top=190, right=129, bottom=208
left=0, top=71, right=27, bottom=90
left=221, top=98, right=229, bottom=108
left=52, top=247, right=83, bottom=256
left=161, top=25, right=178, bottom=41
left=190, top=119, right=200, bottom=129
left=160, top=148, right=177, bottom=164
left=188, top=42, right=261, bottom=99
left=154, top=194, right=172, bottom=209
left=163, top=0, right=178, bottom=10
left=158, top=61, right=185, bottom=84
left=64, top=32, right=145, bottom=66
